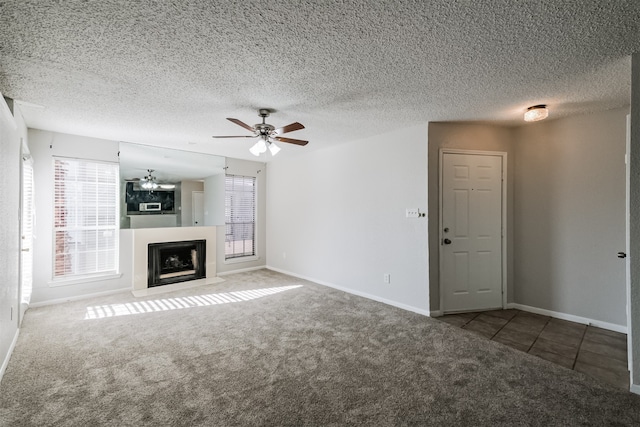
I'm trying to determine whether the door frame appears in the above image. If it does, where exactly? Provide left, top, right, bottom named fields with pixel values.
left=192, top=190, right=204, bottom=226
left=625, top=114, right=633, bottom=375
left=18, top=138, right=33, bottom=326
left=438, top=148, right=508, bottom=313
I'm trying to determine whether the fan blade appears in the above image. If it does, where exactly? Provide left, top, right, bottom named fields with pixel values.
left=227, top=118, right=255, bottom=132
left=274, top=122, right=305, bottom=135
left=212, top=135, right=257, bottom=138
left=274, top=136, right=309, bottom=146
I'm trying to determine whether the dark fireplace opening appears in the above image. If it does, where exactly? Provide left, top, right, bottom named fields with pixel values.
left=148, top=240, right=206, bottom=288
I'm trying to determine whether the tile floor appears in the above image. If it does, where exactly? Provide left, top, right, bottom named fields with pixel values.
left=438, top=309, right=630, bottom=390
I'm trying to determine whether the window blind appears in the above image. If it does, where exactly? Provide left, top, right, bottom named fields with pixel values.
left=53, top=157, right=119, bottom=279
left=225, top=174, right=256, bottom=259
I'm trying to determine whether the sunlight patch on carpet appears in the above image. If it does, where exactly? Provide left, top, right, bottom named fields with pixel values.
left=84, top=285, right=303, bottom=319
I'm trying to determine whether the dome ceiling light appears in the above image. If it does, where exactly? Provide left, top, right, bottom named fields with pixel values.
left=524, top=104, right=549, bottom=122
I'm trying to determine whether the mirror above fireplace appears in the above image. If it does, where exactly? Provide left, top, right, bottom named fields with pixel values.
left=119, top=142, right=226, bottom=229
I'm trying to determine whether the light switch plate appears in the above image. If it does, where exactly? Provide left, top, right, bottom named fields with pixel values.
left=406, top=208, right=419, bottom=218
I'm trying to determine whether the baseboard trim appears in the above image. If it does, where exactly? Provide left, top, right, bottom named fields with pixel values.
left=507, top=303, right=627, bottom=334
left=29, top=288, right=131, bottom=308
left=266, top=266, right=431, bottom=317
left=630, top=383, right=640, bottom=395
left=0, top=328, right=20, bottom=382
left=217, top=265, right=267, bottom=276
left=429, top=310, right=443, bottom=317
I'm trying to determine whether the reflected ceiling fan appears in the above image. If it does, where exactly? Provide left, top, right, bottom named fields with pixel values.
left=212, top=108, right=308, bottom=156
left=127, top=169, right=175, bottom=190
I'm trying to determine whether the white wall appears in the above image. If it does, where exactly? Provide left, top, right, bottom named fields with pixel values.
left=29, top=130, right=130, bottom=304
left=0, top=97, right=26, bottom=377
left=203, top=173, right=225, bottom=226
left=427, top=123, right=515, bottom=312
left=216, top=157, right=267, bottom=274
left=180, top=180, right=204, bottom=226
left=514, top=108, right=628, bottom=327
left=266, top=124, right=429, bottom=313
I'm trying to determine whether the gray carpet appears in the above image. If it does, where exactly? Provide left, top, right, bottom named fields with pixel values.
left=2, top=269, right=640, bottom=426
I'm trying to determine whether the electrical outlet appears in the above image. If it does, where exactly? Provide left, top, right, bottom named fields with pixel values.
left=384, top=274, right=390, bottom=284
left=406, top=208, right=419, bottom=218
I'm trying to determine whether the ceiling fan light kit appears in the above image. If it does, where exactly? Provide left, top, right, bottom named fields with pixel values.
left=249, top=138, right=268, bottom=156
left=212, top=108, right=308, bottom=156
left=141, top=182, right=158, bottom=190
left=139, top=169, right=175, bottom=191
left=268, top=141, right=281, bottom=156
left=141, top=169, right=158, bottom=190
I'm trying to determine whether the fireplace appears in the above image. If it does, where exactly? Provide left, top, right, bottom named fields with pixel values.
left=148, top=240, right=206, bottom=287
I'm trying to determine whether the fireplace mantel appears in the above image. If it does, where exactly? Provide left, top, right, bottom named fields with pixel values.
left=127, top=226, right=223, bottom=297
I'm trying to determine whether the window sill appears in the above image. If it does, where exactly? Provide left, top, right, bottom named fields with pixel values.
left=224, top=256, right=259, bottom=265
left=48, top=273, right=123, bottom=288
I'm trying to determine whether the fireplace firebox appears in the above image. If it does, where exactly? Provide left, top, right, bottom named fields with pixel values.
left=148, top=240, right=206, bottom=287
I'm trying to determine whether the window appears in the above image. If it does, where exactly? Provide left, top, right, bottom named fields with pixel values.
left=53, top=157, right=119, bottom=279
left=225, top=174, right=256, bottom=260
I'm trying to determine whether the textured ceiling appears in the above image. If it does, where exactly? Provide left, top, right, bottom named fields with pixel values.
left=1, top=0, right=639, bottom=161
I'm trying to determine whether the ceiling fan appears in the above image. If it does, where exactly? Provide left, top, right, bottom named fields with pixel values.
left=127, top=169, right=175, bottom=190
left=212, top=108, right=308, bottom=156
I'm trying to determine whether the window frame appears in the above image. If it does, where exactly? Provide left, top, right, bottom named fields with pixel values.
left=224, top=173, right=258, bottom=263
left=51, top=156, right=120, bottom=284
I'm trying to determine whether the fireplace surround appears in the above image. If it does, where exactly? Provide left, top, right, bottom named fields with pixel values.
left=127, top=226, right=223, bottom=297
left=147, top=239, right=206, bottom=287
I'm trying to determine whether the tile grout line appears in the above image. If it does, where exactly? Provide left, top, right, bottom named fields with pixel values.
left=444, top=310, right=628, bottom=389
left=489, top=313, right=514, bottom=340
left=525, top=316, right=551, bottom=354
left=572, top=325, right=589, bottom=371
left=460, top=312, right=481, bottom=328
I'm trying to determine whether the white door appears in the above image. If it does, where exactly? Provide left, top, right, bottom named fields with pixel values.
left=192, top=191, right=204, bottom=226
left=441, top=152, right=504, bottom=312
left=19, top=148, right=34, bottom=325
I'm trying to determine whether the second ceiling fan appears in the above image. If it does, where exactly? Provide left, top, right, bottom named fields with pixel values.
left=212, top=108, right=308, bottom=156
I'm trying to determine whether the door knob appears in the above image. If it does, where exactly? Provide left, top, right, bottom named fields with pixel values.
left=443, top=238, right=452, bottom=245
left=618, top=252, right=627, bottom=259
